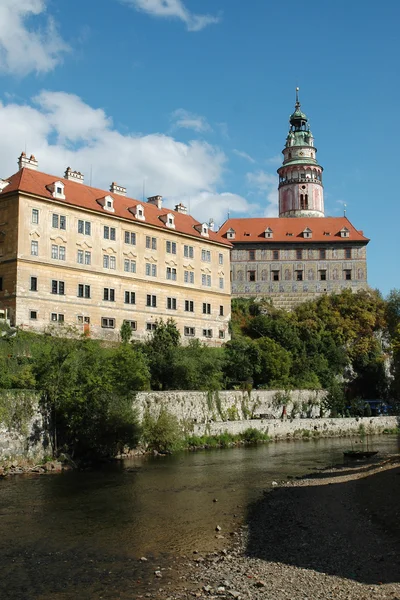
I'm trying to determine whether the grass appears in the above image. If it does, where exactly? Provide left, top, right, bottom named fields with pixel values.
left=185, top=427, right=270, bottom=450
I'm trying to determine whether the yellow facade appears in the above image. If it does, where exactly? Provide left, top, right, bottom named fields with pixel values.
left=0, top=171, right=231, bottom=345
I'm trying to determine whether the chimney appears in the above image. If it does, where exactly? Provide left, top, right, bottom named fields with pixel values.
left=208, top=218, right=215, bottom=231
left=64, top=167, right=84, bottom=184
left=18, top=152, right=38, bottom=171
left=110, top=182, right=127, bottom=196
left=175, top=202, right=187, bottom=215
left=147, top=195, right=163, bottom=209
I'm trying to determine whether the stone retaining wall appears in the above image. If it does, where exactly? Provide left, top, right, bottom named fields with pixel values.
left=191, top=416, right=399, bottom=439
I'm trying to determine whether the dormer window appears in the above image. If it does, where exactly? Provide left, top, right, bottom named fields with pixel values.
left=340, top=227, right=350, bottom=238
left=159, top=213, right=175, bottom=229
left=47, top=181, right=65, bottom=200
left=226, top=228, right=236, bottom=240
left=136, top=205, right=145, bottom=221
left=303, top=227, right=312, bottom=239
left=264, top=227, right=273, bottom=239
left=194, top=223, right=209, bottom=237
left=96, top=194, right=115, bottom=213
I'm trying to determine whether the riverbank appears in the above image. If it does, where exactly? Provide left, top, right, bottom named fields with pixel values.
left=163, top=455, right=400, bottom=600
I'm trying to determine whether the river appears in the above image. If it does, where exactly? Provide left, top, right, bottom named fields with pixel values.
left=0, top=435, right=399, bottom=599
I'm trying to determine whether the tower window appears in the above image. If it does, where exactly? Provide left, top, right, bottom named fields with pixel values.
left=295, top=270, right=303, bottom=281
left=296, top=249, right=302, bottom=260
left=319, top=249, right=326, bottom=260
left=300, top=194, right=308, bottom=210
left=344, top=270, right=352, bottom=281
left=272, top=270, right=280, bottom=281
left=248, top=270, right=256, bottom=282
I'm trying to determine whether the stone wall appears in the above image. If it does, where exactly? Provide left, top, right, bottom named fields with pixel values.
left=136, top=389, right=326, bottom=424
left=0, top=391, right=46, bottom=461
left=191, top=416, right=399, bottom=438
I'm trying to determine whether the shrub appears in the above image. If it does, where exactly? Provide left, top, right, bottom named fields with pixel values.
left=141, top=408, right=183, bottom=452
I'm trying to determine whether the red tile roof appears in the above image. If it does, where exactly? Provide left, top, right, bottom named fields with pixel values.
left=3, top=168, right=231, bottom=247
left=218, top=217, right=369, bottom=244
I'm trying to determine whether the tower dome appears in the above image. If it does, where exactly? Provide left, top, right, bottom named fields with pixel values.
left=278, top=88, right=325, bottom=218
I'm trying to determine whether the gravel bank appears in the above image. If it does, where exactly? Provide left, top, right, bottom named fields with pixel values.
left=153, top=456, right=400, bottom=600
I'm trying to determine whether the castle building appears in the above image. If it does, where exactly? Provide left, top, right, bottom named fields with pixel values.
left=219, top=91, right=369, bottom=309
left=0, top=154, right=231, bottom=344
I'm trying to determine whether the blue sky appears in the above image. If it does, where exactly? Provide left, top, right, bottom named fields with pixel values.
left=0, top=0, right=399, bottom=295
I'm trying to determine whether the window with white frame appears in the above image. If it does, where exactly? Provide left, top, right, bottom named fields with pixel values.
left=124, top=259, right=136, bottom=273
left=51, top=313, right=64, bottom=323
left=124, top=231, right=136, bottom=245
left=31, top=209, right=39, bottom=224
left=78, top=220, right=91, bottom=235
left=219, top=253, right=223, bottom=265
left=51, top=245, right=66, bottom=260
left=201, top=249, right=211, bottom=262
left=124, top=291, right=136, bottom=304
left=31, top=240, right=38, bottom=256
left=184, top=245, right=194, bottom=259
left=77, top=284, right=91, bottom=298
left=84, top=251, right=91, bottom=265
left=166, top=267, right=177, bottom=281
left=51, top=280, right=65, bottom=295
left=167, top=297, right=177, bottom=310
left=185, top=300, right=194, bottom=312
left=184, top=326, right=195, bottom=337
left=146, top=294, right=157, bottom=307
left=184, top=270, right=194, bottom=284
left=201, top=274, right=211, bottom=287
left=146, top=322, right=157, bottom=331
left=145, top=263, right=157, bottom=277
left=104, top=226, right=116, bottom=241
left=103, top=254, right=116, bottom=269
left=77, top=249, right=84, bottom=264
left=52, top=214, right=66, bottom=230
left=124, top=320, right=137, bottom=330
left=146, top=236, right=157, bottom=250
left=30, top=310, right=38, bottom=320
left=219, top=277, right=224, bottom=289
left=77, top=316, right=90, bottom=324
left=203, top=329, right=212, bottom=338
left=103, top=288, right=115, bottom=301
left=166, top=240, right=177, bottom=254
left=202, top=303, right=211, bottom=314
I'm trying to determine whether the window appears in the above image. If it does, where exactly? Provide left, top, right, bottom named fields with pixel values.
left=345, top=248, right=352, bottom=259
left=319, top=270, right=327, bottom=281
left=30, top=276, right=37, bottom=292
left=201, top=249, right=211, bottom=262
left=184, top=245, right=194, bottom=259
left=124, top=291, right=136, bottom=304
left=124, top=259, right=136, bottom=273
left=295, top=270, right=303, bottom=281
left=272, top=270, right=280, bottom=281
left=51, top=280, right=65, bottom=295
left=78, top=284, right=91, bottom=299
left=77, top=250, right=84, bottom=264
left=52, top=214, right=66, bottom=230
left=104, top=226, right=116, bottom=241
left=201, top=274, right=211, bottom=287
left=273, top=250, right=279, bottom=260
left=103, top=254, right=116, bottom=269
left=32, top=209, right=39, bottom=224
left=300, top=194, right=308, bottom=210
left=219, top=253, right=223, bottom=265
left=219, top=305, right=224, bottom=316
left=146, top=236, right=157, bottom=250
left=145, top=263, right=157, bottom=277
left=30, top=310, right=37, bottom=320
left=219, top=277, right=224, bottom=289
left=85, top=251, right=91, bottom=265
left=101, top=317, right=115, bottom=329
left=51, top=313, right=64, bottom=323
left=203, top=303, right=211, bottom=314
left=319, top=249, right=326, bottom=260
left=203, top=329, right=212, bottom=338
left=56, top=187, right=63, bottom=196
left=248, top=271, right=256, bottom=282
left=249, top=250, right=255, bottom=261
left=146, top=294, right=157, bottom=307
left=78, top=220, right=91, bottom=235
left=166, top=267, right=177, bottom=281
left=184, top=327, right=195, bottom=337
left=184, top=270, right=194, bottom=284
left=123, top=320, right=137, bottom=331
left=77, top=316, right=90, bottom=324
left=146, top=322, right=157, bottom=331
left=344, top=269, right=352, bottom=280
left=50, top=244, right=64, bottom=259
left=124, top=231, right=136, bottom=245
left=78, top=250, right=91, bottom=264
left=103, top=288, right=115, bottom=301
left=185, top=300, right=194, bottom=312
left=296, top=249, right=303, bottom=260
left=166, top=241, right=177, bottom=254
left=167, top=297, right=177, bottom=310
left=31, top=240, right=38, bottom=256
left=219, top=330, right=225, bottom=339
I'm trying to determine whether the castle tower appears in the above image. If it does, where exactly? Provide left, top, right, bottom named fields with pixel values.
left=278, top=89, right=324, bottom=218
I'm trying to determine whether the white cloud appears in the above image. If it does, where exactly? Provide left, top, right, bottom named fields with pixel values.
left=233, top=149, right=256, bottom=164
left=121, top=0, right=220, bottom=31
left=171, top=108, right=212, bottom=133
left=246, top=170, right=278, bottom=217
left=0, top=0, right=69, bottom=75
left=0, top=91, right=252, bottom=224
left=265, top=153, right=282, bottom=166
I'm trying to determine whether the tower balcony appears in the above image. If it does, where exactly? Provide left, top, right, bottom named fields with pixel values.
left=278, top=176, right=323, bottom=188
